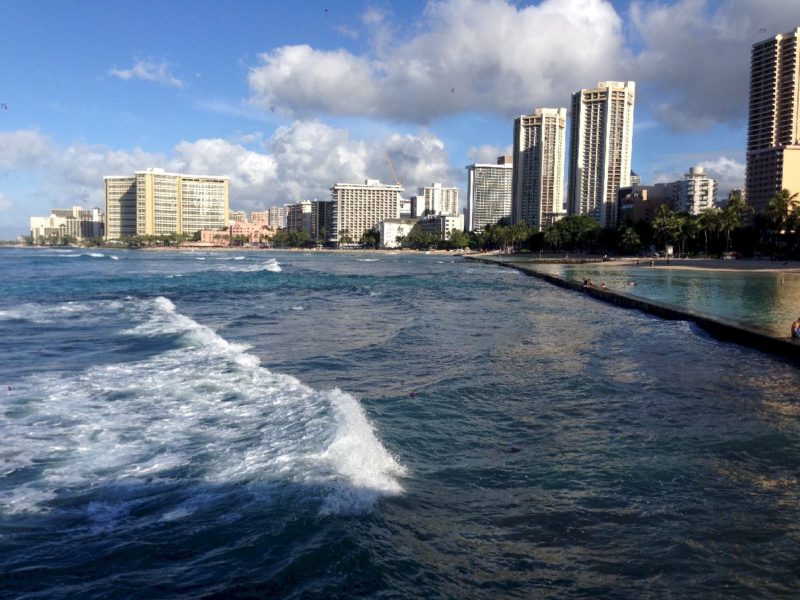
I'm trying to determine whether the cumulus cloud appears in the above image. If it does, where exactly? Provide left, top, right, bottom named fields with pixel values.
left=627, top=0, right=800, bottom=131
left=649, top=155, right=745, bottom=197
left=109, top=60, right=184, bottom=88
left=248, top=0, right=627, bottom=123
left=247, top=0, right=798, bottom=132
left=467, top=144, right=513, bottom=164
left=698, top=156, right=745, bottom=195
left=0, top=123, right=457, bottom=216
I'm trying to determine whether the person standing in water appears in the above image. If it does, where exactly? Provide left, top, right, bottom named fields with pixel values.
left=792, top=317, right=800, bottom=339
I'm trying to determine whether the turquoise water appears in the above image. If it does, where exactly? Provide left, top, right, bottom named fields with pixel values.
left=1, top=248, right=799, bottom=598
left=518, top=261, right=800, bottom=336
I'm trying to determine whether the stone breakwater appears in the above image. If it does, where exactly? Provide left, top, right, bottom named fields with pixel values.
left=464, top=255, right=800, bottom=366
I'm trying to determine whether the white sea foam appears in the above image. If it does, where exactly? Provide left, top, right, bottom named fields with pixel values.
left=195, top=257, right=206, bottom=260
left=87, top=252, right=105, bottom=258
left=0, top=300, right=120, bottom=323
left=222, top=259, right=281, bottom=273
left=357, top=258, right=380, bottom=262
left=0, top=296, right=404, bottom=517
left=291, top=306, right=304, bottom=311
left=110, top=255, right=119, bottom=260
left=233, top=256, right=245, bottom=260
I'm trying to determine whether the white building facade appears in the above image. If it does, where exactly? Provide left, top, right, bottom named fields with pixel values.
left=465, top=157, right=513, bottom=233
left=674, top=166, right=717, bottom=215
left=378, top=218, right=419, bottom=248
left=567, top=81, right=636, bottom=228
left=512, top=108, right=567, bottom=230
left=329, top=179, right=403, bottom=244
left=31, top=207, right=104, bottom=242
left=415, top=183, right=459, bottom=217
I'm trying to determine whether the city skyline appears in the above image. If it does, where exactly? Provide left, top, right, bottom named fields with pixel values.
left=0, top=0, right=796, bottom=239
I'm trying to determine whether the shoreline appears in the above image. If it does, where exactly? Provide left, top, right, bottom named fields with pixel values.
left=465, top=254, right=800, bottom=366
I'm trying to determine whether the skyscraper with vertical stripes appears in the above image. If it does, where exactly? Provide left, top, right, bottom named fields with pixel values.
left=745, top=27, right=800, bottom=213
left=567, top=81, right=635, bottom=228
left=512, top=108, right=567, bottom=230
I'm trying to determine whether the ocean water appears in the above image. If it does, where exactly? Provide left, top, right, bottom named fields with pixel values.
left=518, top=259, right=800, bottom=337
left=1, top=248, right=799, bottom=598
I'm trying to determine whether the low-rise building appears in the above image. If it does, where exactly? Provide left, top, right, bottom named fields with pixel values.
left=199, top=222, right=274, bottom=246
left=617, top=184, right=672, bottom=223
left=30, top=206, right=104, bottom=242
left=378, top=218, right=418, bottom=248
left=417, top=214, right=465, bottom=241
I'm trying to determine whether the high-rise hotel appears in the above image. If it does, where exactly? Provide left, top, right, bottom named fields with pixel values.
left=567, top=81, right=635, bottom=228
left=104, top=169, right=229, bottom=239
left=745, top=27, right=800, bottom=213
left=512, top=108, right=567, bottom=230
left=465, top=156, right=513, bottom=233
left=329, top=179, right=403, bottom=244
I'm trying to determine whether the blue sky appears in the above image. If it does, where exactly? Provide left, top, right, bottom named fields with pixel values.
left=0, top=0, right=796, bottom=239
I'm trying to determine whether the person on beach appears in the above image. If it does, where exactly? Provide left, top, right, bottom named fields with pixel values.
left=792, top=317, right=800, bottom=338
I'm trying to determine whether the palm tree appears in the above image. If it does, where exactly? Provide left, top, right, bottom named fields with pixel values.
left=653, top=204, right=678, bottom=249
left=620, top=227, right=641, bottom=255
left=543, top=226, right=561, bottom=252
left=719, top=196, right=750, bottom=251
left=696, top=208, right=719, bottom=256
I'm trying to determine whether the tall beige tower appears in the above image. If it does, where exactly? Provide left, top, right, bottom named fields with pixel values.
left=512, top=108, right=567, bottom=230
left=746, top=27, right=800, bottom=213
left=567, top=81, right=635, bottom=228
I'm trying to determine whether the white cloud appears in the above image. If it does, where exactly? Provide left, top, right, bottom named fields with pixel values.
left=248, top=0, right=627, bottom=123
left=627, top=0, right=800, bottom=131
left=109, top=60, right=184, bottom=88
left=0, top=130, right=55, bottom=169
left=697, top=156, right=745, bottom=195
left=467, top=144, right=513, bottom=164
left=0, top=123, right=457, bottom=216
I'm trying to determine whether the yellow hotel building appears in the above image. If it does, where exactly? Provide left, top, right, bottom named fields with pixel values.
left=104, top=168, right=229, bottom=239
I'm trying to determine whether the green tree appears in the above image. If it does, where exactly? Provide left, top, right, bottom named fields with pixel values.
left=338, top=229, right=354, bottom=247
left=697, top=208, right=719, bottom=256
left=652, top=204, right=678, bottom=248
left=620, top=227, right=641, bottom=254
left=719, top=195, right=750, bottom=251
left=359, top=228, right=380, bottom=248
left=543, top=225, right=562, bottom=251
left=447, top=229, right=471, bottom=249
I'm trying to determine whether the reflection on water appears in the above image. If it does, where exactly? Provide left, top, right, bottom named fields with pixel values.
left=528, top=263, right=800, bottom=336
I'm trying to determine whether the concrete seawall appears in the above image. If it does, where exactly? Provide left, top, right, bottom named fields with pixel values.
left=465, top=255, right=800, bottom=366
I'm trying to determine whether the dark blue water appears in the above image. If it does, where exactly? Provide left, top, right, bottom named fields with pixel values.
left=1, top=248, right=799, bottom=598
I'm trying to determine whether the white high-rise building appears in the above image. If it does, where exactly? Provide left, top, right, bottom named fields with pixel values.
left=746, top=27, right=800, bottom=212
left=567, top=81, right=636, bottom=228
left=267, top=205, right=289, bottom=229
left=465, top=157, right=513, bottom=233
left=329, top=179, right=403, bottom=244
left=512, top=108, right=567, bottom=230
left=674, top=166, right=717, bottom=215
left=416, top=183, right=459, bottom=217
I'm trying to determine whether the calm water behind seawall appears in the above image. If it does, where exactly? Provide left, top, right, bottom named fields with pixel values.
left=1, top=248, right=799, bottom=598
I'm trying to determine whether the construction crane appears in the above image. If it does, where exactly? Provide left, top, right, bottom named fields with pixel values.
left=385, top=152, right=403, bottom=187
